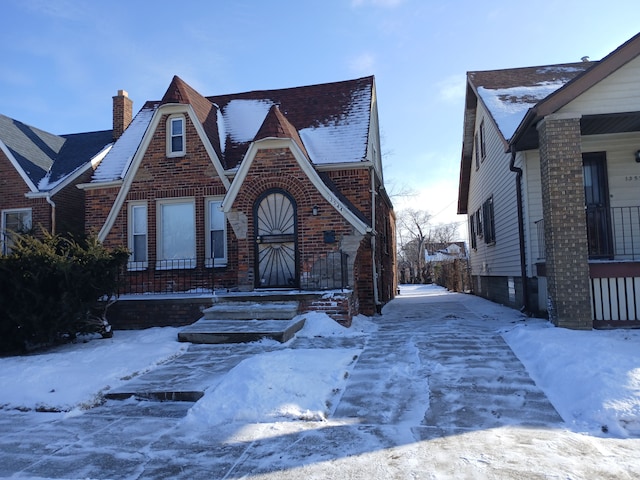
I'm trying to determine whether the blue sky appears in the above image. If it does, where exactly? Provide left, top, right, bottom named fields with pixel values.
left=2, top=0, right=639, bottom=236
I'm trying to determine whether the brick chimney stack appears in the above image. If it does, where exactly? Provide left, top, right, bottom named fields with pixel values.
left=112, top=89, right=133, bottom=141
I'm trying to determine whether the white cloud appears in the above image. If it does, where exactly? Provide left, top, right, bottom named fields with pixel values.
left=349, top=52, right=376, bottom=75
left=437, top=74, right=466, bottom=102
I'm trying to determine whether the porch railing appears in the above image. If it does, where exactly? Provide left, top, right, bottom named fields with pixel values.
left=534, top=206, right=640, bottom=261
left=117, top=252, right=350, bottom=295
left=299, top=251, right=350, bottom=291
left=118, top=260, right=215, bottom=295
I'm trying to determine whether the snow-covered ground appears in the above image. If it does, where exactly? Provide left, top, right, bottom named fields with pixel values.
left=1, top=285, right=639, bottom=438
left=1, top=285, right=640, bottom=479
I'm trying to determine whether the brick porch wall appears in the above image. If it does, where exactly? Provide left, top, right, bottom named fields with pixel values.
left=537, top=114, right=592, bottom=329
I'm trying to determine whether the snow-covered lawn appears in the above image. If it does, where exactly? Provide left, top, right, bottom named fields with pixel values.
left=1, top=285, right=639, bottom=440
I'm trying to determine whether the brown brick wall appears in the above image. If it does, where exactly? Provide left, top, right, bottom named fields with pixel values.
left=538, top=114, right=592, bottom=329
left=0, top=151, right=52, bottom=235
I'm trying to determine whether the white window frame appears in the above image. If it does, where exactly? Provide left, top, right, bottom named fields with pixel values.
left=167, top=114, right=186, bottom=157
left=1, top=208, right=32, bottom=255
left=205, top=197, right=227, bottom=267
left=127, top=201, right=148, bottom=270
left=156, top=198, right=196, bottom=269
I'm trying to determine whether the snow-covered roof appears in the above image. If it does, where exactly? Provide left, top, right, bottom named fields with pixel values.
left=91, top=102, right=158, bottom=182
left=469, top=63, right=593, bottom=141
left=207, top=76, right=374, bottom=169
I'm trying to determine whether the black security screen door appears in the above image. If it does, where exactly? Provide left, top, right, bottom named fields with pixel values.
left=583, top=152, right=613, bottom=258
left=254, top=190, right=298, bottom=288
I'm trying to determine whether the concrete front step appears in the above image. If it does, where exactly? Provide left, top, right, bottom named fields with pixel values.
left=178, top=317, right=306, bottom=344
left=202, top=300, right=299, bottom=320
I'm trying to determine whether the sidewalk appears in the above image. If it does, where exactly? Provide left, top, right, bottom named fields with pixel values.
left=1, top=286, right=639, bottom=479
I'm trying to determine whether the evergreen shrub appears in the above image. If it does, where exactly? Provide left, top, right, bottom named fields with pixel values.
left=0, top=233, right=128, bottom=354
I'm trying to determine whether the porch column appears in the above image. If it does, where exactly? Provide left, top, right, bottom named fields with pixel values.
left=537, top=113, right=592, bottom=329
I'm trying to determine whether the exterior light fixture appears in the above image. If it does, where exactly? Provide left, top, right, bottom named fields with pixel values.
left=635, top=150, right=640, bottom=163
left=312, top=205, right=319, bottom=216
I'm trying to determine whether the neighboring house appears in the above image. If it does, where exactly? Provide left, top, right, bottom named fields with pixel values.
left=458, top=32, right=640, bottom=329
left=0, top=106, right=117, bottom=254
left=425, top=242, right=467, bottom=263
left=79, top=76, right=396, bottom=322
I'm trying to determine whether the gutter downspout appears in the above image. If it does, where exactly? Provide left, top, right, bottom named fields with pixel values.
left=509, top=147, right=529, bottom=312
left=45, top=195, right=56, bottom=235
left=371, top=169, right=380, bottom=312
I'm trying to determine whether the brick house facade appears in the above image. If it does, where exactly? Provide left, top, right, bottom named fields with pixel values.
left=80, top=76, right=396, bottom=322
left=0, top=113, right=113, bottom=253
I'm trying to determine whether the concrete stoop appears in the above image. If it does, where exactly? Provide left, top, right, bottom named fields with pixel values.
left=177, top=295, right=305, bottom=344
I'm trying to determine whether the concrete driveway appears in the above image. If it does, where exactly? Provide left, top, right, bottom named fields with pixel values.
left=1, top=286, right=638, bottom=479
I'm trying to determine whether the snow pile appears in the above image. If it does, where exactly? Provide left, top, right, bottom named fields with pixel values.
left=503, top=321, right=640, bottom=437
left=183, top=348, right=360, bottom=426
left=0, top=327, right=186, bottom=412
left=297, top=311, right=377, bottom=337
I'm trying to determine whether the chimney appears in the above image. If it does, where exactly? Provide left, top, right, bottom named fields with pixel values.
left=112, top=89, right=133, bottom=141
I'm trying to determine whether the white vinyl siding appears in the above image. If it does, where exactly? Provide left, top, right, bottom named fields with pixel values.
left=467, top=102, right=521, bottom=277
left=559, top=55, right=640, bottom=115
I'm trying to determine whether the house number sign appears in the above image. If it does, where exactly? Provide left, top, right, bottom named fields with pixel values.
left=624, top=175, right=640, bottom=181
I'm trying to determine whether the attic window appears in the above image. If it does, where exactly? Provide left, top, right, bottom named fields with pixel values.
left=167, top=115, right=185, bottom=157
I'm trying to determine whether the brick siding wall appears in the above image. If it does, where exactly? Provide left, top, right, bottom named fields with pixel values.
left=538, top=114, right=592, bottom=329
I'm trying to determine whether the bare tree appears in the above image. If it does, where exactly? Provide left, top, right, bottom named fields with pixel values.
left=397, top=209, right=432, bottom=283
left=431, top=223, right=459, bottom=246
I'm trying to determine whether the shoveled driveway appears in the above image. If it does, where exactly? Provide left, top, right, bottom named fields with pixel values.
left=1, top=286, right=638, bottom=479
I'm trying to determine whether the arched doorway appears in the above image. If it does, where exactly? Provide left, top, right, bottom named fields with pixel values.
left=254, top=189, right=298, bottom=288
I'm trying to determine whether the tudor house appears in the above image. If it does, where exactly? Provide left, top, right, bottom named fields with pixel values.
left=0, top=113, right=114, bottom=254
left=458, top=32, right=640, bottom=329
left=78, top=76, right=396, bottom=324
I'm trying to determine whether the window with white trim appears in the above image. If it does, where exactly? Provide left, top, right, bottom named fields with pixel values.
left=1, top=208, right=32, bottom=255
left=157, top=199, right=195, bottom=269
left=167, top=115, right=185, bottom=157
left=206, top=198, right=227, bottom=267
left=128, top=202, right=148, bottom=269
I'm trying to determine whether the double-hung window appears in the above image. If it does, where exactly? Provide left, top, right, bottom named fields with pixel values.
left=206, top=198, right=227, bottom=267
left=128, top=202, right=148, bottom=269
left=157, top=199, right=195, bottom=269
left=167, top=115, right=185, bottom=157
left=1, top=208, right=32, bottom=255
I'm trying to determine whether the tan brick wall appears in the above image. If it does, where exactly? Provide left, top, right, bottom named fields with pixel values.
left=538, top=114, right=592, bottom=329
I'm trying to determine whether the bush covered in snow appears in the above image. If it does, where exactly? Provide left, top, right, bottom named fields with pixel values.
left=0, top=232, right=128, bottom=354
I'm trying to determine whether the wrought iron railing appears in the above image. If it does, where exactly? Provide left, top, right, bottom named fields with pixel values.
left=299, top=251, right=350, bottom=291
left=535, top=206, right=640, bottom=261
left=118, top=260, right=214, bottom=295
left=117, top=252, right=350, bottom=295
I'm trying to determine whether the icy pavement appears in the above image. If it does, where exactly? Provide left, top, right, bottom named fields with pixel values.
left=1, top=286, right=640, bottom=479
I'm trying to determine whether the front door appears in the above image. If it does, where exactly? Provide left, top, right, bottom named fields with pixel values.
left=254, top=190, right=298, bottom=288
left=583, top=152, right=613, bottom=258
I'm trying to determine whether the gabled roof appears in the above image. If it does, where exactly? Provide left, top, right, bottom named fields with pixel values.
left=0, top=113, right=112, bottom=193
left=468, top=62, right=594, bottom=142
left=209, top=76, right=374, bottom=169
left=161, top=76, right=221, bottom=155
left=91, top=102, right=158, bottom=183
left=458, top=31, right=640, bottom=214
left=90, top=76, right=375, bottom=182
